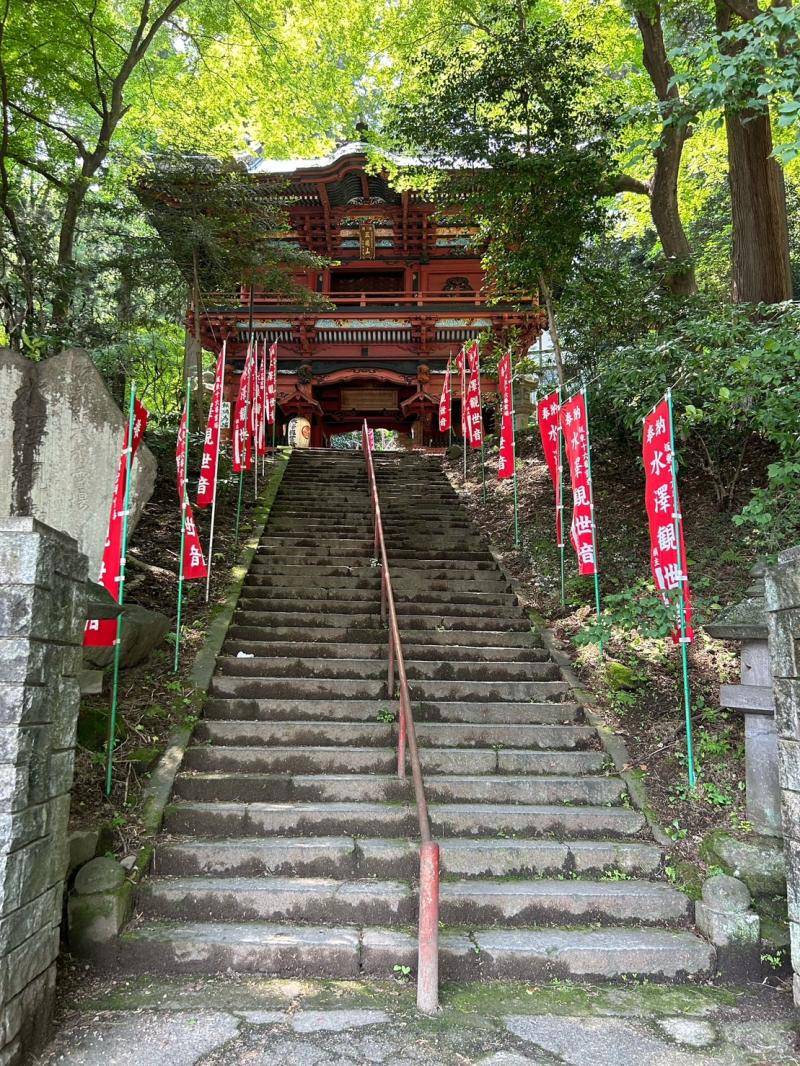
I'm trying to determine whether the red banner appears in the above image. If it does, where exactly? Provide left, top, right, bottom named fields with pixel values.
left=84, top=398, right=149, bottom=647
left=255, top=338, right=267, bottom=457
left=465, top=340, right=483, bottom=449
left=537, top=390, right=563, bottom=546
left=456, top=347, right=469, bottom=444
left=176, top=402, right=208, bottom=580
left=232, top=342, right=254, bottom=473
left=643, top=398, right=694, bottom=642
left=560, top=391, right=597, bottom=575
left=497, top=352, right=515, bottom=479
left=266, top=341, right=277, bottom=426
left=196, top=344, right=226, bottom=509
left=438, top=358, right=452, bottom=433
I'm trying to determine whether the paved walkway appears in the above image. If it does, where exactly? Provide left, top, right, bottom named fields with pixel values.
left=36, top=971, right=799, bottom=1065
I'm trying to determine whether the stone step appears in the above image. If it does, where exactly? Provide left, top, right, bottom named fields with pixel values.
left=236, top=597, right=380, bottom=616
left=173, top=772, right=624, bottom=806
left=138, top=875, right=412, bottom=924
left=361, top=927, right=715, bottom=982
left=115, top=922, right=714, bottom=981
left=213, top=656, right=560, bottom=683
left=228, top=624, right=385, bottom=644
left=242, top=577, right=380, bottom=593
left=195, top=720, right=594, bottom=750
left=138, top=875, right=688, bottom=927
left=155, top=835, right=665, bottom=880
left=201, top=698, right=581, bottom=725
left=220, top=641, right=550, bottom=665
left=164, top=801, right=646, bottom=840
left=183, top=745, right=608, bottom=777
left=209, top=676, right=386, bottom=700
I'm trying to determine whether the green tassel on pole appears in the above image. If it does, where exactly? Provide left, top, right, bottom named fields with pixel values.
left=667, top=387, right=696, bottom=788
left=105, top=383, right=137, bottom=796
left=174, top=381, right=190, bottom=673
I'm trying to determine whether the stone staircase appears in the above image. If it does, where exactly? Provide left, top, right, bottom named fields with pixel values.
left=119, top=448, right=715, bottom=982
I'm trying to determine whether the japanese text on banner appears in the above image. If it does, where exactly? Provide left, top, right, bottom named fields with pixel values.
left=497, top=352, right=515, bottom=479
left=233, top=342, right=254, bottom=472
left=176, top=402, right=208, bottom=580
left=560, top=392, right=597, bottom=575
left=465, top=340, right=483, bottom=449
left=197, top=348, right=225, bottom=509
left=438, top=359, right=452, bottom=433
left=643, top=399, right=694, bottom=642
left=266, top=341, right=277, bottom=425
left=537, top=390, right=563, bottom=545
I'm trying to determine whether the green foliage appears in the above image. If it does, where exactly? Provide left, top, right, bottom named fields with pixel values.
left=384, top=0, right=620, bottom=299
left=670, top=5, right=800, bottom=165
left=588, top=299, right=800, bottom=548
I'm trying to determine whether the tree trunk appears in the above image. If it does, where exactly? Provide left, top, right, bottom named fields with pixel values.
left=717, top=1, right=793, bottom=304
left=634, top=5, right=698, bottom=296
left=186, top=263, right=205, bottom=428
left=725, top=109, right=792, bottom=303
left=52, top=180, right=87, bottom=333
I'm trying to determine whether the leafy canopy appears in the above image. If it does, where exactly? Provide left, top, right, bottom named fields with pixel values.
left=383, top=0, right=621, bottom=297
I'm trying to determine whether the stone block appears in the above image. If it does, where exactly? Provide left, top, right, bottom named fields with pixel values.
left=0, top=641, right=40, bottom=685
left=67, top=829, right=98, bottom=877
left=33, top=350, right=156, bottom=577
left=0, top=836, right=54, bottom=913
left=0, top=801, right=47, bottom=854
left=767, top=607, right=800, bottom=679
left=745, top=714, right=782, bottom=836
left=774, top=678, right=800, bottom=741
left=700, top=830, right=786, bottom=899
left=0, top=886, right=59, bottom=954
left=0, top=963, right=55, bottom=1051
left=695, top=875, right=760, bottom=981
left=0, top=522, right=48, bottom=588
left=782, top=789, right=800, bottom=843
left=3, top=924, right=59, bottom=1001
left=779, top=739, right=800, bottom=793
left=766, top=560, right=800, bottom=613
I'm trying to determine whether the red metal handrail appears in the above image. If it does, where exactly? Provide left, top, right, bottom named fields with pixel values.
left=361, top=421, right=440, bottom=1015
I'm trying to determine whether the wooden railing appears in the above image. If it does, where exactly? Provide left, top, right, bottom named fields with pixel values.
left=206, top=288, right=537, bottom=311
left=361, top=421, right=440, bottom=1015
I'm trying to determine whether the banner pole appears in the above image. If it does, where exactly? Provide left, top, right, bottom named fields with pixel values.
left=105, top=382, right=137, bottom=797
left=558, top=386, right=565, bottom=607
left=205, top=340, right=226, bottom=603
left=448, top=352, right=452, bottom=451
left=582, top=386, right=603, bottom=653
left=667, top=387, right=696, bottom=788
left=509, top=351, right=520, bottom=546
left=174, top=382, right=190, bottom=673
left=234, top=469, right=244, bottom=549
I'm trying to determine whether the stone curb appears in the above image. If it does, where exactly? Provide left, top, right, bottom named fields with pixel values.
left=71, top=450, right=292, bottom=949
left=484, top=543, right=672, bottom=849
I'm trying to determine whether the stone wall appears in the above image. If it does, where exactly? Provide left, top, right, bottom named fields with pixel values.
left=0, top=518, right=87, bottom=1064
left=765, top=544, right=800, bottom=1005
left=0, top=348, right=156, bottom=577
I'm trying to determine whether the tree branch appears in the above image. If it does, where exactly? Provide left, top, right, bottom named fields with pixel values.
left=611, top=173, right=652, bottom=196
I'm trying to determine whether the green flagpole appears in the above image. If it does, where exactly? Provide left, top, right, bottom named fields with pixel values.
left=667, top=387, right=696, bottom=788
left=174, top=382, right=190, bottom=673
left=582, top=386, right=603, bottom=653
left=105, top=383, right=137, bottom=796
left=558, top=386, right=565, bottom=607
left=509, top=351, right=520, bottom=547
left=234, top=468, right=245, bottom=549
